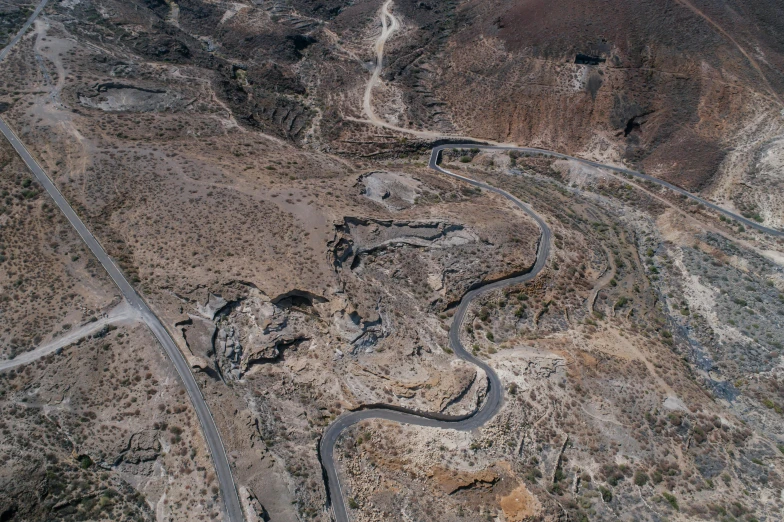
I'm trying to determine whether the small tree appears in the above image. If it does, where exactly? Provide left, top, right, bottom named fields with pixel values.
left=634, top=470, right=649, bottom=486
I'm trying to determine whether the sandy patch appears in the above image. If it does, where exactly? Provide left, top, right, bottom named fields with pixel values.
left=499, top=483, right=541, bottom=521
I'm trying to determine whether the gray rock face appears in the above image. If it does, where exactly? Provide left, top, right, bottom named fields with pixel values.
left=240, top=486, right=271, bottom=521
left=210, top=288, right=320, bottom=378
left=694, top=452, right=725, bottom=479
left=181, top=314, right=217, bottom=371
left=197, top=293, right=229, bottom=320
left=328, top=216, right=478, bottom=269
left=332, top=308, right=383, bottom=353
left=358, top=171, right=422, bottom=211
left=115, top=430, right=161, bottom=466
left=78, top=82, right=186, bottom=113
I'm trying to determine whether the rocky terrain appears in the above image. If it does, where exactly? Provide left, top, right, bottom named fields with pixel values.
left=0, top=323, right=222, bottom=522
left=329, top=150, right=784, bottom=522
left=0, top=0, right=783, bottom=521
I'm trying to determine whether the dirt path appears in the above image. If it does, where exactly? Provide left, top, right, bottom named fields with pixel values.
left=673, top=0, right=782, bottom=107
left=588, top=243, right=616, bottom=314
left=0, top=301, right=140, bottom=371
left=355, top=0, right=485, bottom=141
left=362, top=0, right=400, bottom=128
left=0, top=0, right=49, bottom=62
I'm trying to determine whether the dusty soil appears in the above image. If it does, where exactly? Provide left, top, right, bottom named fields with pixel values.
left=0, top=324, right=222, bottom=521
left=0, top=138, right=119, bottom=359
left=1, top=1, right=783, bottom=521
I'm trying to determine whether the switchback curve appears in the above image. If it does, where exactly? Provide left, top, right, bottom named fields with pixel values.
left=319, top=146, right=551, bottom=522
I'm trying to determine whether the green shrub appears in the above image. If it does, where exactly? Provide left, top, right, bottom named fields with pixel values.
left=633, top=471, right=649, bottom=486
left=525, top=467, right=542, bottom=483
left=662, top=492, right=678, bottom=510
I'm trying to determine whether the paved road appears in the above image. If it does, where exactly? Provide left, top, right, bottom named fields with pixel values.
left=329, top=0, right=777, bottom=514
left=360, top=1, right=782, bottom=239
left=319, top=146, right=551, bottom=522
left=320, top=140, right=784, bottom=521
left=0, top=5, right=243, bottom=519
left=0, top=0, right=49, bottom=62
left=431, top=144, right=784, bottom=237
left=0, top=118, right=245, bottom=522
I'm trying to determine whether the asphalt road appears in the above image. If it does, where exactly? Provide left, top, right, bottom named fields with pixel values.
left=0, top=118, right=245, bottom=522
left=319, top=146, right=552, bottom=522
left=431, top=144, right=784, bottom=237
left=320, top=141, right=783, bottom=521
left=0, top=0, right=49, bottom=62
left=0, top=4, right=243, bottom=519
left=5, top=1, right=778, bottom=516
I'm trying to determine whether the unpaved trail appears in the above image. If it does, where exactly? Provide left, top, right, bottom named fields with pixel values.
left=358, top=0, right=492, bottom=142
left=0, top=15, right=245, bottom=520
left=0, top=301, right=140, bottom=371
left=362, top=0, right=400, bottom=129
left=0, top=0, right=49, bottom=62
left=672, top=0, right=783, bottom=107
left=588, top=243, right=617, bottom=314
left=320, top=4, right=784, bottom=515
left=358, top=2, right=783, bottom=240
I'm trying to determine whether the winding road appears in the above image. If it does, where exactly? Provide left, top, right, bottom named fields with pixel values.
left=4, top=1, right=783, bottom=521
left=0, top=9, right=244, bottom=522
left=319, top=146, right=782, bottom=520
left=319, top=154, right=783, bottom=522
left=432, top=145, right=784, bottom=237
left=352, top=1, right=783, bottom=238
left=320, top=149, right=551, bottom=522
left=321, top=1, right=784, bottom=520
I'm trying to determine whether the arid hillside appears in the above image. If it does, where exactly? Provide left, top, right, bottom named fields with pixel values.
left=379, top=0, right=784, bottom=222
left=1, top=1, right=784, bottom=522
